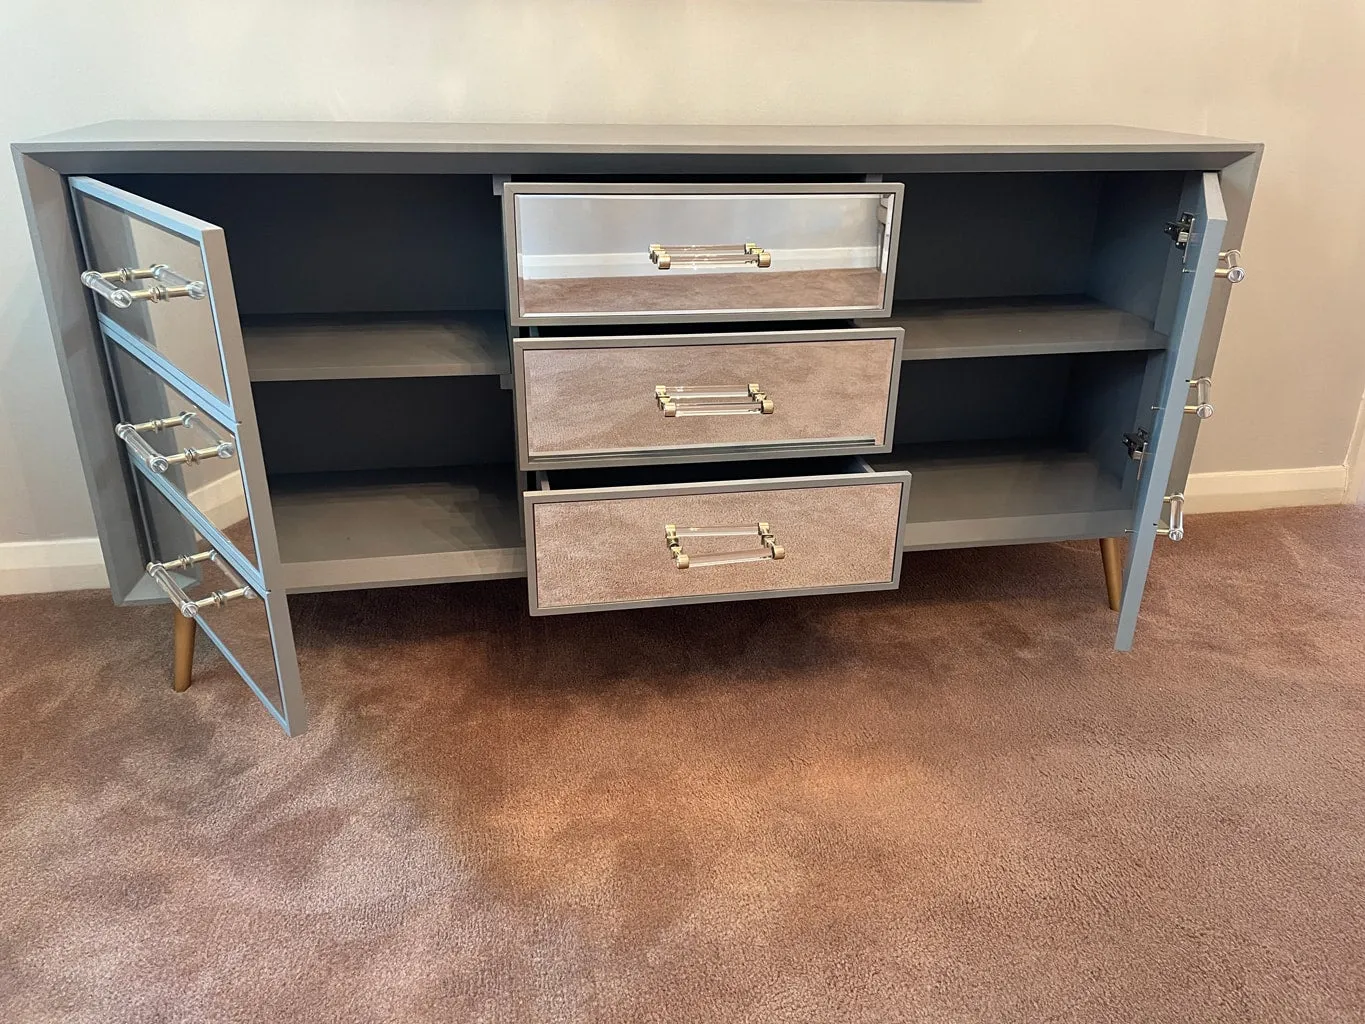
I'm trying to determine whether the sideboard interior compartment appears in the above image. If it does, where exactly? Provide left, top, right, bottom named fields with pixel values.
left=886, top=170, right=1184, bottom=313
left=99, top=173, right=508, bottom=315
left=252, top=375, right=524, bottom=593
left=867, top=348, right=1162, bottom=549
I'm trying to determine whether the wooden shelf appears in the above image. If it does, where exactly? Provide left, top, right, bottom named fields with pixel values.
left=866, top=441, right=1134, bottom=549
left=268, top=466, right=526, bottom=593
left=861, top=298, right=1166, bottom=360
left=242, top=312, right=509, bottom=382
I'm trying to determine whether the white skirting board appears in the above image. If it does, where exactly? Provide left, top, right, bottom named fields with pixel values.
left=0, top=467, right=1354, bottom=595
left=0, top=537, right=108, bottom=595
left=0, top=471, right=243, bottom=597
left=1182, top=464, right=1351, bottom=514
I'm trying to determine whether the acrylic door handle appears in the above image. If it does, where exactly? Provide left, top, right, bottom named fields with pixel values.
left=655, top=384, right=774, bottom=417
left=649, top=243, right=771, bottom=270
left=81, top=264, right=207, bottom=308
left=1215, top=250, right=1245, bottom=283
left=146, top=550, right=256, bottom=617
left=665, top=522, right=785, bottom=569
left=115, top=412, right=235, bottom=474
left=1184, top=377, right=1215, bottom=420
left=1157, top=494, right=1186, bottom=542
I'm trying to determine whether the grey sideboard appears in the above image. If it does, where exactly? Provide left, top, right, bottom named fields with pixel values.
left=12, top=122, right=1260, bottom=736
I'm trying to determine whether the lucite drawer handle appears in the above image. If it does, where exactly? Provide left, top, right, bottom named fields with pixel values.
left=655, top=384, right=774, bottom=417
left=116, top=412, right=235, bottom=474
left=147, top=550, right=256, bottom=618
left=665, top=522, right=785, bottom=569
left=80, top=264, right=207, bottom=308
left=649, top=243, right=771, bottom=271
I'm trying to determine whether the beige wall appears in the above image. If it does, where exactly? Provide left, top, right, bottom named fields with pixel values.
left=3, top=0, right=1363, bottom=545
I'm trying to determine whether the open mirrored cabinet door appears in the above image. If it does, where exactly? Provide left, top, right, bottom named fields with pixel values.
left=69, top=176, right=307, bottom=734
left=1115, top=172, right=1229, bottom=651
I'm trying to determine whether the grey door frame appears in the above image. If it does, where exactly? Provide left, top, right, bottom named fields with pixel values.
left=1115, top=171, right=1228, bottom=651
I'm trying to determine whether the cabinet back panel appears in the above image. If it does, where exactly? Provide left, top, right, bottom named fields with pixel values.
left=103, top=174, right=507, bottom=315
left=1060, top=349, right=1162, bottom=491
left=1086, top=172, right=1187, bottom=323
left=893, top=355, right=1072, bottom=445
left=890, top=173, right=1101, bottom=301
left=253, top=377, right=514, bottom=474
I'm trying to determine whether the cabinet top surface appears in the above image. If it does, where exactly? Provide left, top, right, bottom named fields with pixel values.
left=16, top=120, right=1258, bottom=157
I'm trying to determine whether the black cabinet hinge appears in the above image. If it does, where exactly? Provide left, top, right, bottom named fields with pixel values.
left=1164, top=213, right=1195, bottom=249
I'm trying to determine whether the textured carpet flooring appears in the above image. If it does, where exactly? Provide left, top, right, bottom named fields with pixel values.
left=2, top=506, right=1363, bottom=1023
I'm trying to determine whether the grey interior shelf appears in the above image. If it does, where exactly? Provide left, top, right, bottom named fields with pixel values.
left=269, top=466, right=526, bottom=593
left=866, top=441, right=1135, bottom=549
left=860, top=298, right=1167, bottom=360
left=242, top=313, right=509, bottom=382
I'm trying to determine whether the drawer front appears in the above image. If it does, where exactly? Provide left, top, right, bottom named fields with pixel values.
left=106, top=337, right=261, bottom=579
left=516, top=329, right=902, bottom=467
left=505, top=183, right=903, bottom=326
left=71, top=177, right=248, bottom=415
left=525, top=471, right=911, bottom=614
left=132, top=465, right=306, bottom=734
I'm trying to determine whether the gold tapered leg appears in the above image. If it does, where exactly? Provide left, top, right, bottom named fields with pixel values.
left=1099, top=537, right=1123, bottom=612
left=172, top=612, right=196, bottom=692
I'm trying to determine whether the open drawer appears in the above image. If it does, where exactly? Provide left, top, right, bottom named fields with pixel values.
left=504, top=183, right=903, bottom=326
left=524, top=457, right=911, bottom=614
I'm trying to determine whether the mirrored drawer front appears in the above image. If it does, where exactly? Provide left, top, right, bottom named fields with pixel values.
left=506, top=183, right=903, bottom=325
left=515, top=329, right=902, bottom=467
left=72, top=180, right=233, bottom=408
left=525, top=460, right=911, bottom=614
left=132, top=468, right=286, bottom=716
left=106, top=340, right=259, bottom=576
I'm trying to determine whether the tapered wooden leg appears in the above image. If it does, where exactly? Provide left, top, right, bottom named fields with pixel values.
left=1099, top=537, right=1123, bottom=612
left=172, top=611, right=196, bottom=692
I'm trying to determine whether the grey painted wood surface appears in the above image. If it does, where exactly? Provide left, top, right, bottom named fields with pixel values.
left=12, top=124, right=1262, bottom=179
left=101, top=174, right=508, bottom=316
left=870, top=299, right=1166, bottom=361
left=242, top=313, right=509, bottom=381
left=1116, top=172, right=1228, bottom=651
left=17, top=121, right=1259, bottom=157
left=253, top=376, right=514, bottom=475
left=1164, top=153, right=1262, bottom=502
left=12, top=155, right=150, bottom=604
left=269, top=467, right=526, bottom=593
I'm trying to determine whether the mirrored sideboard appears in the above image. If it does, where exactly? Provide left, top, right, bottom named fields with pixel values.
left=13, top=123, right=1261, bottom=735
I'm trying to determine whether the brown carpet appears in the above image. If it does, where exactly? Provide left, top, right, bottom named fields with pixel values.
left=2, top=506, right=1363, bottom=1023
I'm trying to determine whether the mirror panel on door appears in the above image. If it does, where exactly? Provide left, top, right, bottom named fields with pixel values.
left=105, top=336, right=261, bottom=579
left=71, top=177, right=235, bottom=408
left=132, top=464, right=306, bottom=734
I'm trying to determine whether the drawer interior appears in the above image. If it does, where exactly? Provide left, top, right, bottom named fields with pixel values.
left=538, top=455, right=871, bottom=493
